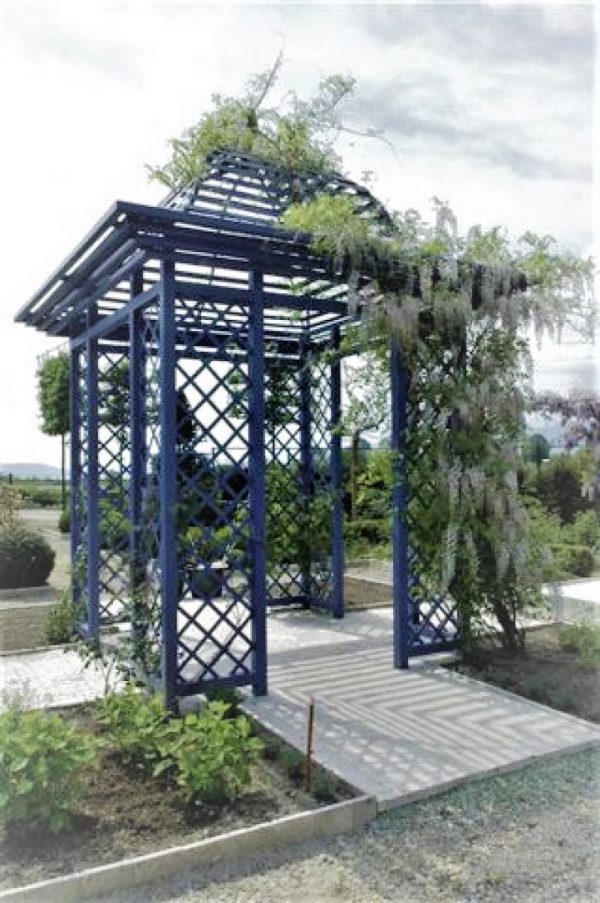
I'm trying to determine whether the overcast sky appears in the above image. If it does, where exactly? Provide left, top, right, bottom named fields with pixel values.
left=0, top=0, right=596, bottom=468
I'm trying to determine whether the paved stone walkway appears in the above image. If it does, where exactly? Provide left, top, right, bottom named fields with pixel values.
left=244, top=639, right=600, bottom=809
left=1, top=607, right=599, bottom=811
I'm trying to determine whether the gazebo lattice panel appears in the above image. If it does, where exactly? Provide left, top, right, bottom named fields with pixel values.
left=16, top=150, right=477, bottom=701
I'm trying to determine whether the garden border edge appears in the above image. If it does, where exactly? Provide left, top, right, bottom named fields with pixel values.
left=0, top=795, right=377, bottom=903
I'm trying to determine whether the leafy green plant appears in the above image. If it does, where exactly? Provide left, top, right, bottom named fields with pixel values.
left=552, top=544, right=595, bottom=578
left=0, top=484, right=22, bottom=527
left=96, top=683, right=171, bottom=771
left=0, top=524, right=55, bottom=588
left=0, top=706, right=99, bottom=833
left=559, top=623, right=600, bottom=670
left=279, top=747, right=305, bottom=783
left=58, top=506, right=70, bottom=533
left=203, top=684, right=243, bottom=717
left=156, top=702, right=263, bottom=804
left=44, top=590, right=76, bottom=644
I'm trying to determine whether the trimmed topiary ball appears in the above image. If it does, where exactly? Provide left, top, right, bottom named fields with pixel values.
left=0, top=525, right=56, bottom=589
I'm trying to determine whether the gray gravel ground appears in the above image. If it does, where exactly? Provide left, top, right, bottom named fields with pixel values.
left=95, top=747, right=599, bottom=903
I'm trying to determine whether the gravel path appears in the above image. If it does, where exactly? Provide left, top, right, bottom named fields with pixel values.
left=96, top=747, right=599, bottom=903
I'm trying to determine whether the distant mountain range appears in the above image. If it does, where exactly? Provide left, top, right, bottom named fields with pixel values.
left=0, top=463, right=64, bottom=480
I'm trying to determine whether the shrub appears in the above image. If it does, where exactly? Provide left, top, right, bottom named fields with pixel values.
left=97, top=684, right=171, bottom=772
left=558, top=623, right=600, bottom=670
left=157, top=702, right=263, bottom=804
left=0, top=706, right=99, bottom=833
left=203, top=684, right=243, bottom=717
left=565, top=511, right=600, bottom=552
left=533, top=454, right=593, bottom=524
left=0, top=524, right=55, bottom=588
left=58, top=507, right=70, bottom=533
left=45, top=591, right=77, bottom=644
left=19, top=484, right=62, bottom=508
left=552, top=543, right=595, bottom=578
left=0, top=485, right=22, bottom=527
left=279, top=747, right=305, bottom=783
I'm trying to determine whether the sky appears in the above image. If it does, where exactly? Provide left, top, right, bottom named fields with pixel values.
left=0, top=0, right=596, bottom=468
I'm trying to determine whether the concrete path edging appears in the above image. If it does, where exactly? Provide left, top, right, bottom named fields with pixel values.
left=0, top=795, right=377, bottom=903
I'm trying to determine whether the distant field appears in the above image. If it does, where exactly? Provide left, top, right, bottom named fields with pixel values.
left=0, top=477, right=64, bottom=508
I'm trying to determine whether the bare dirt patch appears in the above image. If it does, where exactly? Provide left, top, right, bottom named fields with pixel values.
left=454, top=624, right=600, bottom=723
left=0, top=704, right=353, bottom=892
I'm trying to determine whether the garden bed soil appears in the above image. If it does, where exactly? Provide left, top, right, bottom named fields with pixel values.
left=453, top=624, right=600, bottom=724
left=0, top=704, right=354, bottom=892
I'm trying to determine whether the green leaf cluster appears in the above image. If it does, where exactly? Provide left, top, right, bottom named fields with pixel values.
left=36, top=354, right=70, bottom=439
left=156, top=701, right=263, bottom=805
left=558, top=622, right=600, bottom=670
left=148, top=67, right=355, bottom=189
left=96, top=683, right=171, bottom=772
left=0, top=706, right=99, bottom=833
left=0, top=524, right=55, bottom=589
left=98, top=687, right=262, bottom=804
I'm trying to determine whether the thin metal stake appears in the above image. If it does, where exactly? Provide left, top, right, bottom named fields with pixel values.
left=305, top=696, right=315, bottom=791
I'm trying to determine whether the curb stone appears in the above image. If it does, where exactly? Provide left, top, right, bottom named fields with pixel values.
left=0, top=796, right=377, bottom=903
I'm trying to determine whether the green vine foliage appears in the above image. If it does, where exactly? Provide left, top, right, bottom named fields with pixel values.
left=147, top=64, right=595, bottom=651
left=148, top=63, right=354, bottom=188
left=283, top=191, right=594, bottom=650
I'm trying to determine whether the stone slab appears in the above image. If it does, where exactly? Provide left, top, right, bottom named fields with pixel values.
left=243, top=643, right=600, bottom=810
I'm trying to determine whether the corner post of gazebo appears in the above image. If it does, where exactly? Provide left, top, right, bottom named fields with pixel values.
left=158, top=258, right=178, bottom=705
left=85, top=308, right=101, bottom=637
left=391, top=337, right=410, bottom=668
left=248, top=269, right=268, bottom=696
left=329, top=325, right=345, bottom=619
left=298, top=333, right=313, bottom=607
left=69, top=343, right=82, bottom=613
left=128, top=268, right=147, bottom=642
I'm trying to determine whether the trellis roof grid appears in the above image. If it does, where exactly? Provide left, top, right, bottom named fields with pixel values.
left=15, top=152, right=387, bottom=344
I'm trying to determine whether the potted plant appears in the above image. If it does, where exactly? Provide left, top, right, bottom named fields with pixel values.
left=180, top=525, right=233, bottom=598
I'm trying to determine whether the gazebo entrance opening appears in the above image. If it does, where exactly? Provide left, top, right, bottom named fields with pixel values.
left=16, top=153, right=460, bottom=703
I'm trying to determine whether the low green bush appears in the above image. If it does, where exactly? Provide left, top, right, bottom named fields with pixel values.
left=552, top=543, right=595, bottom=578
left=44, top=591, right=77, bottom=644
left=558, top=622, right=600, bottom=670
left=0, top=524, right=55, bottom=588
left=279, top=747, right=305, bottom=783
left=156, top=702, right=263, bottom=804
left=0, top=706, right=99, bottom=833
left=565, top=511, right=600, bottom=552
left=97, top=684, right=171, bottom=772
left=203, top=684, right=243, bottom=717
left=18, top=485, right=62, bottom=508
left=58, top=507, right=70, bottom=533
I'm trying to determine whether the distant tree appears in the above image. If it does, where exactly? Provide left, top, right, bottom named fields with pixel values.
left=525, top=433, right=550, bottom=474
left=37, top=354, right=70, bottom=509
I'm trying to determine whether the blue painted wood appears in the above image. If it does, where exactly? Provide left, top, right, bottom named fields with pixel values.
left=391, top=338, right=410, bottom=669
left=330, top=327, right=345, bottom=619
left=248, top=270, right=268, bottom=696
left=299, top=335, right=313, bottom=606
left=158, top=259, right=179, bottom=705
left=85, top=313, right=100, bottom=637
left=69, top=345, right=82, bottom=612
left=129, top=271, right=146, bottom=641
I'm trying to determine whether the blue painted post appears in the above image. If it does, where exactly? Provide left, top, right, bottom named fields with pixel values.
left=69, top=345, right=82, bottom=613
left=299, top=335, right=312, bottom=606
left=391, top=338, right=410, bottom=668
left=330, top=327, right=345, bottom=619
left=129, top=269, right=146, bottom=639
left=158, top=259, right=178, bottom=705
left=248, top=270, right=267, bottom=696
left=86, top=316, right=100, bottom=637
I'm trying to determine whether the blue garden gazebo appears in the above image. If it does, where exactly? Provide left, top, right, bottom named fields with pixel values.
left=16, top=152, right=461, bottom=703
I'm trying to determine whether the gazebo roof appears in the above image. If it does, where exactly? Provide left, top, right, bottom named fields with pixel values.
left=15, top=152, right=387, bottom=343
